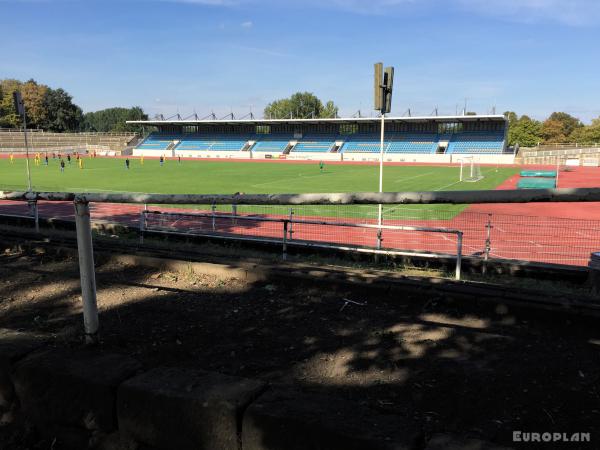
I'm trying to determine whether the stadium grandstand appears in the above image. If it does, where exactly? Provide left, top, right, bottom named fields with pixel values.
left=128, top=114, right=513, bottom=164
left=0, top=129, right=139, bottom=155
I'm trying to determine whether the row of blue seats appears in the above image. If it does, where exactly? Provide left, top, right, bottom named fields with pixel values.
left=138, top=132, right=505, bottom=154
left=446, top=133, right=504, bottom=154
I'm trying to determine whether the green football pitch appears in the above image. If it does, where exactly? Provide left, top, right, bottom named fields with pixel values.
left=0, top=157, right=517, bottom=220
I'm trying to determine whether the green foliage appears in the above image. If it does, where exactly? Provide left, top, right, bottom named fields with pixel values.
left=43, top=88, right=83, bottom=132
left=547, top=112, right=583, bottom=137
left=264, top=92, right=338, bottom=119
left=0, top=79, right=22, bottom=128
left=82, top=107, right=148, bottom=133
left=507, top=114, right=542, bottom=147
left=570, top=117, right=600, bottom=144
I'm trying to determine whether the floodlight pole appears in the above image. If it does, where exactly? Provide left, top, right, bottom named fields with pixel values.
left=17, top=95, right=38, bottom=232
left=377, top=112, right=385, bottom=249
left=21, top=108, right=33, bottom=192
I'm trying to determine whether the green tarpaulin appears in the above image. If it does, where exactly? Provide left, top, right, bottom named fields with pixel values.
left=517, top=178, right=557, bottom=189
left=520, top=170, right=557, bottom=178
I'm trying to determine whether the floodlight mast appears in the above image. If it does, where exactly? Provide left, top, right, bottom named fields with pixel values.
left=12, top=92, right=32, bottom=192
left=374, top=63, right=394, bottom=249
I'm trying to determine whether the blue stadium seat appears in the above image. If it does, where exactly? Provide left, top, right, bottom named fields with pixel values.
left=175, top=134, right=248, bottom=151
left=137, top=133, right=179, bottom=151
left=341, top=133, right=438, bottom=154
left=446, top=132, right=505, bottom=154
left=252, top=135, right=293, bottom=152
left=292, top=134, right=337, bottom=153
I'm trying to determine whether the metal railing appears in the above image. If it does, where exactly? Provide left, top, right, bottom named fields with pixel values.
left=140, top=209, right=464, bottom=279
left=2, top=187, right=600, bottom=344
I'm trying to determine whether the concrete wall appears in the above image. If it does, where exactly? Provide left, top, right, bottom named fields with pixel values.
left=132, top=149, right=516, bottom=165
left=0, top=330, right=430, bottom=450
left=521, top=147, right=600, bottom=166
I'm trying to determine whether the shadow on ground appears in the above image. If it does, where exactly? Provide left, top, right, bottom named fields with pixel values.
left=0, top=247, right=599, bottom=449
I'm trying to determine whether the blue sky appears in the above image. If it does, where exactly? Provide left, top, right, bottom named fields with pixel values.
left=2, top=0, right=600, bottom=122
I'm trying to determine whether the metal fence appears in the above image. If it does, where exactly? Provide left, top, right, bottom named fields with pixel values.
left=137, top=204, right=600, bottom=267
left=2, top=198, right=600, bottom=267
left=2, top=188, right=600, bottom=343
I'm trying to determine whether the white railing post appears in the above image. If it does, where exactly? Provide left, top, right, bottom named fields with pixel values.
left=456, top=231, right=463, bottom=280
left=74, top=201, right=99, bottom=344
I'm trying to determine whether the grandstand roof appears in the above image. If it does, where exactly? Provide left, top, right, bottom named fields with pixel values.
left=126, top=114, right=507, bottom=126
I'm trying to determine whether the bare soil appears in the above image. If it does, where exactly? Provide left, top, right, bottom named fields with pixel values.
left=0, top=248, right=599, bottom=449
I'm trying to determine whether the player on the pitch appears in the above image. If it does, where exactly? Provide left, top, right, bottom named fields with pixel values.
left=67, top=154, right=71, bottom=165
left=9, top=153, right=14, bottom=164
left=319, top=160, right=324, bottom=173
left=60, top=159, right=65, bottom=173
left=78, top=157, right=84, bottom=170
left=140, top=155, right=144, bottom=166
left=125, top=158, right=130, bottom=170
left=160, top=155, right=164, bottom=167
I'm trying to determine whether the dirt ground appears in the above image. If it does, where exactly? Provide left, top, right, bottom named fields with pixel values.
left=0, top=248, right=599, bottom=449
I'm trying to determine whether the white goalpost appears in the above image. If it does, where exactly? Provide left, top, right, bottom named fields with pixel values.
left=458, top=156, right=484, bottom=182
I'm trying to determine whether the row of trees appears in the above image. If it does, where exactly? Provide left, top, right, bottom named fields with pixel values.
left=3, top=80, right=598, bottom=146
left=505, top=111, right=600, bottom=147
left=264, top=92, right=338, bottom=119
left=0, top=79, right=147, bottom=133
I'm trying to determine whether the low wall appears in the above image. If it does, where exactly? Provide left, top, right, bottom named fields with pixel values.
left=0, top=330, right=434, bottom=450
left=131, top=150, right=516, bottom=165
left=521, top=147, right=600, bottom=166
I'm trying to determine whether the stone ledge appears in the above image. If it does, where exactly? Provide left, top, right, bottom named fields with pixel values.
left=117, top=366, right=266, bottom=450
left=13, top=348, right=141, bottom=445
left=0, top=329, right=47, bottom=421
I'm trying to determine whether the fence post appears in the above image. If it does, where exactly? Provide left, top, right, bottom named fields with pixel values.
left=139, top=207, right=146, bottom=244
left=211, top=202, right=217, bottom=231
left=288, top=208, right=294, bottom=240
left=28, top=200, right=39, bottom=233
left=282, top=220, right=288, bottom=261
left=74, top=201, right=99, bottom=344
left=484, top=214, right=492, bottom=261
left=455, top=231, right=463, bottom=281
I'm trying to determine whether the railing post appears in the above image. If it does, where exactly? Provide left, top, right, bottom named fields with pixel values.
left=74, top=201, right=99, bottom=344
left=288, top=208, right=294, bottom=240
left=282, top=220, right=288, bottom=261
left=484, top=214, right=492, bottom=261
left=455, top=231, right=463, bottom=281
left=211, top=202, right=217, bottom=231
left=139, top=206, right=146, bottom=244
left=28, top=200, right=39, bottom=233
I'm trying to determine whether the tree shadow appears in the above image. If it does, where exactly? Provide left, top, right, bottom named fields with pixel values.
left=0, top=247, right=599, bottom=449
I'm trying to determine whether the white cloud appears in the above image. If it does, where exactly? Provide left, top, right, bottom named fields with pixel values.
left=241, top=20, right=253, bottom=28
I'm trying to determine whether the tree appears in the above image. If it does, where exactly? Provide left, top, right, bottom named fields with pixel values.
left=547, top=112, right=582, bottom=137
left=21, top=79, right=48, bottom=129
left=82, top=107, right=148, bottom=133
left=503, top=111, right=518, bottom=126
left=43, top=88, right=83, bottom=132
left=508, top=115, right=542, bottom=147
left=541, top=119, right=568, bottom=143
left=0, top=79, right=23, bottom=128
left=264, top=92, right=338, bottom=119
left=570, top=117, right=600, bottom=144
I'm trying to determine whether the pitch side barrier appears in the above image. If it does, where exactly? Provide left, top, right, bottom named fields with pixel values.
left=3, top=186, right=600, bottom=344
left=3, top=187, right=600, bottom=205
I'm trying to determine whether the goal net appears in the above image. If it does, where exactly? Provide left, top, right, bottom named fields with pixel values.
left=458, top=157, right=484, bottom=182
